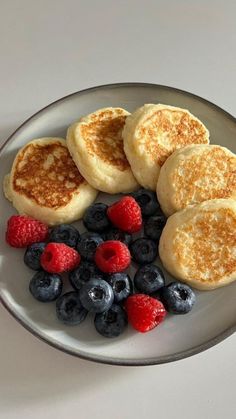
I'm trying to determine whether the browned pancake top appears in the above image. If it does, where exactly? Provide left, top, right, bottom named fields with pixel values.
left=172, top=146, right=236, bottom=207
left=13, top=141, right=85, bottom=209
left=173, top=208, right=236, bottom=282
left=137, top=110, right=208, bottom=166
left=80, top=109, right=129, bottom=171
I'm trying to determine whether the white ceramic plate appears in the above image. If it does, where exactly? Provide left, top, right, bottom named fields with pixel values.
left=0, top=83, right=235, bottom=366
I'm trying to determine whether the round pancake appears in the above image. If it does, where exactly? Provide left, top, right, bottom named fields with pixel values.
left=3, top=138, right=98, bottom=225
left=66, top=107, right=139, bottom=194
left=123, top=104, right=210, bottom=190
left=157, top=144, right=236, bottom=216
left=159, top=199, right=236, bottom=290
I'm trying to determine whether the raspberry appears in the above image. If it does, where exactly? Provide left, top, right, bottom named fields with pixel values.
left=6, top=215, right=48, bottom=248
left=41, top=243, right=81, bottom=273
left=125, top=294, right=166, bottom=333
left=107, top=196, right=142, bottom=233
left=95, top=240, right=131, bottom=273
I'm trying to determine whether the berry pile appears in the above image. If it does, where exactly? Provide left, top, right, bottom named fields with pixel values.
left=6, top=189, right=196, bottom=338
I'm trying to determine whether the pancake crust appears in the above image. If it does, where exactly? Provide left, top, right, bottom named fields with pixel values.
left=123, top=104, right=210, bottom=190
left=157, top=144, right=236, bottom=216
left=66, top=107, right=139, bottom=194
left=159, top=199, right=236, bottom=290
left=4, top=138, right=98, bottom=225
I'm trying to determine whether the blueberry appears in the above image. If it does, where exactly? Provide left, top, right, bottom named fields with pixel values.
left=106, top=273, right=133, bottom=303
left=160, top=282, right=196, bottom=314
left=134, top=264, right=165, bottom=294
left=83, top=203, right=110, bottom=232
left=24, top=242, right=46, bottom=270
left=103, top=227, right=132, bottom=246
left=29, top=271, right=63, bottom=302
left=79, top=278, right=114, bottom=313
left=132, top=188, right=160, bottom=217
left=144, top=214, right=167, bottom=241
left=69, top=261, right=103, bottom=290
left=94, top=304, right=128, bottom=338
left=130, top=238, right=158, bottom=264
left=48, top=224, right=80, bottom=248
left=77, top=232, right=104, bottom=261
left=56, top=291, right=88, bottom=325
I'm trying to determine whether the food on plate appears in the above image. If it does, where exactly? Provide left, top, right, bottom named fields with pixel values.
left=123, top=104, right=210, bottom=190
left=76, top=231, right=104, bottom=261
left=159, top=199, right=236, bottom=290
left=6, top=214, right=48, bottom=248
left=69, top=261, right=102, bottom=291
left=134, top=264, right=165, bottom=295
left=40, top=242, right=81, bottom=273
left=83, top=202, right=111, bottom=232
left=66, top=107, right=139, bottom=193
left=95, top=240, right=131, bottom=273
left=131, top=188, right=160, bottom=217
left=4, top=137, right=98, bottom=225
left=24, top=242, right=46, bottom=270
left=144, top=213, right=167, bottom=241
left=157, top=144, right=236, bottom=216
left=124, top=294, right=166, bottom=333
left=56, top=291, right=88, bottom=325
left=94, top=304, right=128, bottom=338
left=29, top=271, right=63, bottom=302
left=48, top=224, right=80, bottom=248
left=79, top=278, right=114, bottom=313
left=6, top=95, right=236, bottom=342
left=130, top=238, right=158, bottom=265
left=107, top=195, right=142, bottom=233
left=159, top=282, right=196, bottom=314
left=106, top=272, right=133, bottom=303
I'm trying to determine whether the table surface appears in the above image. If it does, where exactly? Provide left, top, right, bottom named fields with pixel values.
left=0, top=1, right=235, bottom=418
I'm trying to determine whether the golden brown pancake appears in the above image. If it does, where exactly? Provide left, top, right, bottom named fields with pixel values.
left=123, top=104, right=210, bottom=190
left=66, top=107, right=139, bottom=193
left=4, top=138, right=98, bottom=225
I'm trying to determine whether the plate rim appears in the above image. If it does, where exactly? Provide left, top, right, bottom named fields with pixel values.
left=0, top=82, right=235, bottom=366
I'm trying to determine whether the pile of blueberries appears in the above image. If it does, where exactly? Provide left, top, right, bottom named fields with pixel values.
left=26, top=189, right=196, bottom=338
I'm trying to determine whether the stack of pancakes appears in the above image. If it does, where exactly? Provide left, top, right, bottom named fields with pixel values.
left=4, top=103, right=236, bottom=290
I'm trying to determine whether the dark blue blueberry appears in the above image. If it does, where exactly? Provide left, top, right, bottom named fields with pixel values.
left=132, top=188, right=160, bottom=217
left=159, top=282, right=196, bottom=314
left=79, top=278, right=114, bottom=313
left=56, top=291, right=88, bottom=325
left=24, top=242, right=46, bottom=270
left=29, top=271, right=63, bottom=302
left=77, top=232, right=104, bottom=261
left=134, top=264, right=165, bottom=294
left=106, top=273, right=133, bottom=303
left=144, top=214, right=167, bottom=241
left=130, top=238, right=158, bottom=264
left=83, top=203, right=110, bottom=232
left=94, top=304, right=128, bottom=338
left=103, top=227, right=132, bottom=246
left=69, top=261, right=103, bottom=290
left=48, top=224, right=80, bottom=248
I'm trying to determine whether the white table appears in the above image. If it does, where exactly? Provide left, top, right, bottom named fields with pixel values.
left=0, top=1, right=235, bottom=418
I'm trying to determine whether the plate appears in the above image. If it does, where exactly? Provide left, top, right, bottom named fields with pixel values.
left=0, top=83, right=235, bottom=366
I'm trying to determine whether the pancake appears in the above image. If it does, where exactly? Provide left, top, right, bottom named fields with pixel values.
left=159, top=199, right=236, bottom=290
left=123, top=104, right=210, bottom=190
left=66, top=107, right=139, bottom=194
left=157, top=144, right=236, bottom=216
left=3, top=138, right=98, bottom=225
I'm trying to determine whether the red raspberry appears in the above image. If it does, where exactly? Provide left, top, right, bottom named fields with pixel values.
left=125, top=294, right=166, bottom=333
left=6, top=215, right=48, bottom=248
left=41, top=243, right=81, bottom=273
left=107, top=196, right=142, bottom=233
left=95, top=240, right=131, bottom=273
